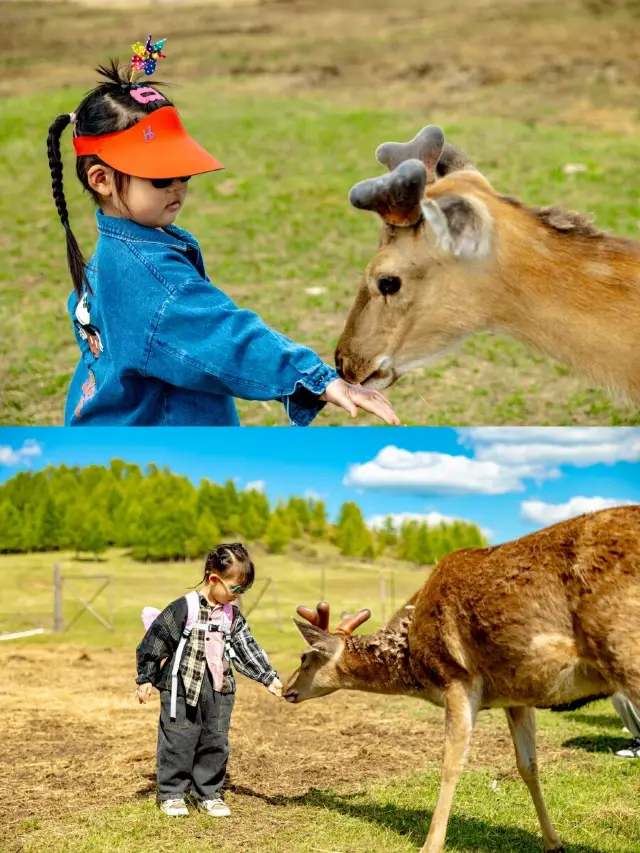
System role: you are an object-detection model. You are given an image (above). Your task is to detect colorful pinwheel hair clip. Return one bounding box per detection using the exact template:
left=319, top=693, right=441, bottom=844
left=130, top=34, right=167, bottom=83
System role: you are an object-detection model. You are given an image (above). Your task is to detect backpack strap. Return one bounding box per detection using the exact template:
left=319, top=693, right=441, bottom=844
left=185, top=590, right=200, bottom=631
left=170, top=591, right=204, bottom=721
left=221, top=603, right=236, bottom=660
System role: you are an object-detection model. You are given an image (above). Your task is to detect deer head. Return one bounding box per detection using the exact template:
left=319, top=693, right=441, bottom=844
left=335, top=125, right=500, bottom=389
left=283, top=601, right=371, bottom=704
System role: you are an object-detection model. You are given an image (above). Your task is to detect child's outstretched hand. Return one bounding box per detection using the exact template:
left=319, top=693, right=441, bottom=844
left=135, top=683, right=153, bottom=704
left=267, top=677, right=283, bottom=698
left=321, top=379, right=400, bottom=425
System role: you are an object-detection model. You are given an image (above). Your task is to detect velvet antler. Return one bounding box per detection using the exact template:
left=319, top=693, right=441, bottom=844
left=335, top=609, right=371, bottom=635
left=296, top=600, right=331, bottom=632
left=376, top=125, right=475, bottom=181
left=296, top=602, right=371, bottom=636
left=349, top=159, right=427, bottom=226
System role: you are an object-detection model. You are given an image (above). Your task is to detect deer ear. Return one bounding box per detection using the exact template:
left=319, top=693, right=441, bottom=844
left=292, top=619, right=342, bottom=657
left=422, top=194, right=492, bottom=260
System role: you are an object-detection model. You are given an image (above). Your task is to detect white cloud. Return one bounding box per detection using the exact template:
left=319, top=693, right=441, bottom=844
left=344, top=429, right=640, bottom=500
left=244, top=480, right=265, bottom=493
left=343, top=445, right=553, bottom=496
left=368, top=510, right=458, bottom=528
left=520, top=497, right=637, bottom=526
left=368, top=510, right=493, bottom=541
left=304, top=489, right=323, bottom=502
left=462, top=427, right=640, bottom=468
left=0, top=440, right=43, bottom=467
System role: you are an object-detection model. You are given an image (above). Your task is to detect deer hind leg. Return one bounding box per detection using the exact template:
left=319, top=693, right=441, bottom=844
left=505, top=707, right=564, bottom=853
left=419, top=680, right=481, bottom=853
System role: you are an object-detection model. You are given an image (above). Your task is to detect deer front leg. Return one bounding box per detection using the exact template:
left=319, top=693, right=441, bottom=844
left=419, top=680, right=481, bottom=853
left=505, top=707, right=564, bottom=853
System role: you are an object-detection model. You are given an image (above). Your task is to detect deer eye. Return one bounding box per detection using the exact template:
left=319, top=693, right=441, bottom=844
left=377, top=275, right=401, bottom=296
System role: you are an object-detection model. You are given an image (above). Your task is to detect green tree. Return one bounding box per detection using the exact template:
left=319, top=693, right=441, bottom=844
left=70, top=509, right=109, bottom=559
left=336, top=502, right=373, bottom=558
left=265, top=508, right=290, bottom=554
left=309, top=501, right=327, bottom=539
left=187, top=511, right=221, bottom=559
left=377, top=516, right=398, bottom=550
left=0, top=502, right=22, bottom=552
left=35, top=495, right=62, bottom=551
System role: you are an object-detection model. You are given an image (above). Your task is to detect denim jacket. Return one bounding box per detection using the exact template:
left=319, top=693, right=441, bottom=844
left=64, top=210, right=338, bottom=426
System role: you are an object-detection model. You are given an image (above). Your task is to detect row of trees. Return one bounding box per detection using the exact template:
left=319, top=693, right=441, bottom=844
left=0, top=461, right=487, bottom=562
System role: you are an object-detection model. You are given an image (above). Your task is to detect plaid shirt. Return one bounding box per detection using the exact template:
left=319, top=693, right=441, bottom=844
left=136, top=593, right=277, bottom=706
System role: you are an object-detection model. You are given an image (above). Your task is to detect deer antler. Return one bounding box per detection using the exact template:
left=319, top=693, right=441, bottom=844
left=349, top=159, right=427, bottom=226
left=335, top=609, right=371, bottom=636
left=296, top=602, right=371, bottom=636
left=296, top=600, right=331, bottom=632
left=376, top=125, right=476, bottom=181
left=376, top=125, right=445, bottom=182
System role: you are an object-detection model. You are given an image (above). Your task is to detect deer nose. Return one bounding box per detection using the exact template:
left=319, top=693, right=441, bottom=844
left=283, top=690, right=298, bottom=704
left=334, top=351, right=345, bottom=378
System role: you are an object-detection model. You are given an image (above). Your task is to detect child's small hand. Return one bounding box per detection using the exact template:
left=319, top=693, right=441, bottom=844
left=267, top=677, right=283, bottom=698
left=321, top=379, right=400, bottom=425
left=135, top=683, right=153, bottom=704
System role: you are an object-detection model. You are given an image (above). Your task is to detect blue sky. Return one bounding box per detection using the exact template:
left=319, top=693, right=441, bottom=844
left=1, top=427, right=638, bottom=543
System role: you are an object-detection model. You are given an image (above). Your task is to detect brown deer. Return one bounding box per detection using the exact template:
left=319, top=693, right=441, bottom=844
left=334, top=125, right=640, bottom=402
left=284, top=505, right=640, bottom=853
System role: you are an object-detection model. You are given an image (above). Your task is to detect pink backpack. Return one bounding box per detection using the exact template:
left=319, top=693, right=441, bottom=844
left=141, top=591, right=233, bottom=720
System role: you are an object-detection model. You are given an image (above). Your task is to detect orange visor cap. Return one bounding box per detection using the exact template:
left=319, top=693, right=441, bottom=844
left=72, top=106, right=223, bottom=179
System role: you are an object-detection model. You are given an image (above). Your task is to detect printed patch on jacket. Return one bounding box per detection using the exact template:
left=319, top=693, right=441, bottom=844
left=74, top=370, right=96, bottom=419
left=74, top=293, right=104, bottom=359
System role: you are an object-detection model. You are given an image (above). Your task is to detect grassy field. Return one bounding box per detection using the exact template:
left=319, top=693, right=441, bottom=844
left=1, top=0, right=639, bottom=425
left=1, top=546, right=639, bottom=853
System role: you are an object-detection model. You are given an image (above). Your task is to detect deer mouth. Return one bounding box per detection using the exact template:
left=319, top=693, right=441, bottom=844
left=283, top=690, right=298, bottom=704
left=361, top=368, right=397, bottom=390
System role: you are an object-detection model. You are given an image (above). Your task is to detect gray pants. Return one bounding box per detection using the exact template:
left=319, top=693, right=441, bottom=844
left=612, top=693, right=640, bottom=739
left=157, top=671, right=235, bottom=801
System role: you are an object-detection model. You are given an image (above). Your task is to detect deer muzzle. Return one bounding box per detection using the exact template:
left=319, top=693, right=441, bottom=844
left=335, top=349, right=397, bottom=388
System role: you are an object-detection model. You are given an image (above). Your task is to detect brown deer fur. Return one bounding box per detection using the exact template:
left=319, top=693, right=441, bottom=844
left=335, top=137, right=640, bottom=402
left=284, top=506, right=640, bottom=853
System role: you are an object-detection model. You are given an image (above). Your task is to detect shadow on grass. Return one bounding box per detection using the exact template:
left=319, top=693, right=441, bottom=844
left=566, top=712, right=623, bottom=730
left=562, top=734, right=629, bottom=754
left=227, top=783, right=616, bottom=853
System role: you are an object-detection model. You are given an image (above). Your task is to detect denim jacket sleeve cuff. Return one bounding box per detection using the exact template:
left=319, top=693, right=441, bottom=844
left=283, top=362, right=339, bottom=427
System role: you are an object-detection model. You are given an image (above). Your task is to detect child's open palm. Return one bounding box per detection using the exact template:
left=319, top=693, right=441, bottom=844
left=267, top=677, right=283, bottom=697
left=321, top=379, right=400, bottom=425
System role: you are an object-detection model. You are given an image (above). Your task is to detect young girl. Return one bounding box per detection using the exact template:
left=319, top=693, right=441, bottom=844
left=136, top=543, right=281, bottom=817
left=47, top=43, right=399, bottom=427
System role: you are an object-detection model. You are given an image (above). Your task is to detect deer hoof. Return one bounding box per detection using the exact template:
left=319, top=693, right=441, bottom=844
left=544, top=846, right=564, bottom=853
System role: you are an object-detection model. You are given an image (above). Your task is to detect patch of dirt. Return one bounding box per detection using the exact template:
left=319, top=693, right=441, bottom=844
left=2, top=0, right=640, bottom=132
left=1, top=644, right=534, bottom=844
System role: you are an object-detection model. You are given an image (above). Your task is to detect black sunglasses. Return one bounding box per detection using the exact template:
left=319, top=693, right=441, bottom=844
left=150, top=176, right=192, bottom=189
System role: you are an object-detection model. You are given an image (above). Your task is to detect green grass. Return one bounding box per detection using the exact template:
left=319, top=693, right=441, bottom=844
left=2, top=547, right=639, bottom=852
left=16, top=763, right=640, bottom=853
left=1, top=0, right=639, bottom=425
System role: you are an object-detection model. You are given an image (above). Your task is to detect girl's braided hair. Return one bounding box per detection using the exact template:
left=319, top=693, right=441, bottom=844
left=201, top=543, right=255, bottom=589
left=46, top=60, right=174, bottom=297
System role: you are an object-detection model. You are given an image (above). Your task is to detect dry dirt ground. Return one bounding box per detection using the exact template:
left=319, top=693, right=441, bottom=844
left=1, top=643, right=610, bottom=851
left=3, top=0, right=640, bottom=131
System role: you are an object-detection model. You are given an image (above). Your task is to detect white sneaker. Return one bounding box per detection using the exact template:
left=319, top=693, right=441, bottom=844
left=160, top=798, right=189, bottom=816
left=198, top=797, right=231, bottom=817
left=615, top=738, right=640, bottom=758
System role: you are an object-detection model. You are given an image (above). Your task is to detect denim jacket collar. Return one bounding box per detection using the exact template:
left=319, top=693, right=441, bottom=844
left=95, top=209, right=199, bottom=253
